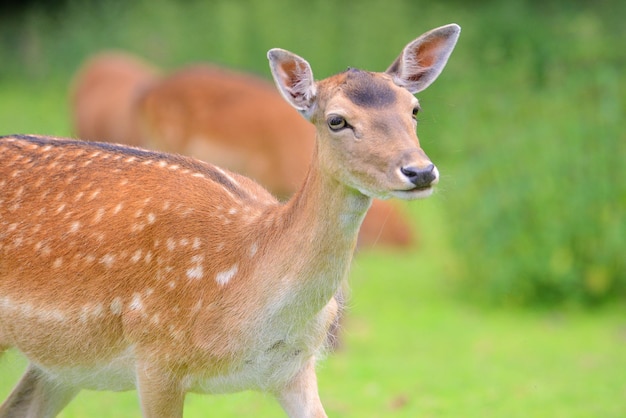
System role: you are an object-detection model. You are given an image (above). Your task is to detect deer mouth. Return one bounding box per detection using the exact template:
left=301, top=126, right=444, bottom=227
left=391, top=185, right=435, bottom=200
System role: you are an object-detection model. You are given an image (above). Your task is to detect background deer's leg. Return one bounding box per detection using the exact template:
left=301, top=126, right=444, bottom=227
left=277, top=358, right=328, bottom=418
left=0, top=363, right=79, bottom=418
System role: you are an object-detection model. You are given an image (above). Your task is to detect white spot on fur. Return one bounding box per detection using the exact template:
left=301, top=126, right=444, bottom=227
left=52, top=257, right=63, bottom=268
left=216, top=264, right=238, bottom=286
left=110, top=297, right=123, bottom=315
left=80, top=304, right=103, bottom=323
left=186, top=264, right=204, bottom=280
left=131, top=223, right=145, bottom=233
left=130, top=249, right=142, bottom=263
left=249, top=243, right=259, bottom=257
left=100, top=253, right=115, bottom=268
left=181, top=207, right=194, bottom=217
left=113, top=202, right=123, bottom=214
left=192, top=300, right=202, bottom=313
left=93, top=208, right=105, bottom=224
left=129, top=293, right=143, bottom=311
left=89, top=189, right=101, bottom=201
left=192, top=237, right=202, bottom=250
left=147, top=213, right=156, bottom=224
left=166, top=238, right=176, bottom=252
left=92, top=303, right=104, bottom=318
left=69, top=220, right=81, bottom=233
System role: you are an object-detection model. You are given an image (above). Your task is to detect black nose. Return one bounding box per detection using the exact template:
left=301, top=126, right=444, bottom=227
left=400, top=164, right=436, bottom=188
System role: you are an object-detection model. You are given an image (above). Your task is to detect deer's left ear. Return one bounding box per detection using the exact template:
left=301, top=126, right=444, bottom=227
left=386, top=24, right=461, bottom=94
left=268, top=48, right=317, bottom=118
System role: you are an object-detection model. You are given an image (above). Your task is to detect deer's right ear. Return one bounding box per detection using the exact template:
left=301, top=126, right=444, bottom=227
left=268, top=48, right=317, bottom=118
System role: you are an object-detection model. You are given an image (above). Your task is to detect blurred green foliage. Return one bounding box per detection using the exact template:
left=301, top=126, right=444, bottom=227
left=435, top=2, right=626, bottom=306
left=0, top=0, right=624, bottom=307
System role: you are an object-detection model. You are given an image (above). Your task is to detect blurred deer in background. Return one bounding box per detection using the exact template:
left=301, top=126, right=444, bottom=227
left=0, top=24, right=459, bottom=417
left=71, top=52, right=415, bottom=249
left=71, top=52, right=160, bottom=148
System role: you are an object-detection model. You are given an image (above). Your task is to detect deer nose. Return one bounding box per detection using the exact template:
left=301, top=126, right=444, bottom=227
left=400, top=164, right=437, bottom=188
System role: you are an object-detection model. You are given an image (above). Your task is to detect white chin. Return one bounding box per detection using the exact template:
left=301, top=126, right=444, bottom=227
left=390, top=186, right=434, bottom=200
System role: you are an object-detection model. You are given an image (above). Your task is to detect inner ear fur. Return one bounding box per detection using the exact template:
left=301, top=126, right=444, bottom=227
left=386, top=23, right=461, bottom=94
left=268, top=48, right=317, bottom=117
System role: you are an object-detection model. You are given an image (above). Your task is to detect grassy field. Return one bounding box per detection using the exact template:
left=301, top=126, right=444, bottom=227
left=1, top=0, right=625, bottom=416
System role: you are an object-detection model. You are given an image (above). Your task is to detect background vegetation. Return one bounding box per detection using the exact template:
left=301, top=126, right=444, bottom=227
left=0, top=0, right=624, bottom=416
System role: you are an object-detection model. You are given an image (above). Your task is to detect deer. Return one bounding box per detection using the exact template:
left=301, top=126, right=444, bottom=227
left=71, top=51, right=161, bottom=148
left=0, top=23, right=460, bottom=417
left=71, top=52, right=414, bottom=249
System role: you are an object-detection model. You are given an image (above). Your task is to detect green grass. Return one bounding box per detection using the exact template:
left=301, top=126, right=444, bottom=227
left=1, top=0, right=625, bottom=416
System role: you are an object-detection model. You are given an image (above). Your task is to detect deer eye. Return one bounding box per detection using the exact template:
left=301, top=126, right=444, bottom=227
left=412, top=107, right=420, bottom=120
left=327, top=115, right=347, bottom=131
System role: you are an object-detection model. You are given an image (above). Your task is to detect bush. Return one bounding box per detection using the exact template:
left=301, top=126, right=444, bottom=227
left=439, top=4, right=626, bottom=306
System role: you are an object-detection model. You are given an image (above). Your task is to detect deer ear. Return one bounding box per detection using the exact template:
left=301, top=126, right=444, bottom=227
left=268, top=48, right=317, bottom=118
left=386, top=24, right=460, bottom=94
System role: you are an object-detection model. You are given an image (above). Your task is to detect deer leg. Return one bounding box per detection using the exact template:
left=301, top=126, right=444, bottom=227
left=0, top=363, right=79, bottom=418
left=277, top=357, right=328, bottom=418
left=136, top=362, right=185, bottom=418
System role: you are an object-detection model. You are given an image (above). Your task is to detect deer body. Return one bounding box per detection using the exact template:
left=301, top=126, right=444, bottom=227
left=1, top=24, right=459, bottom=417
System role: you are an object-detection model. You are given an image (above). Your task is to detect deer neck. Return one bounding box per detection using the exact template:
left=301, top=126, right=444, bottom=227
left=261, top=146, right=372, bottom=316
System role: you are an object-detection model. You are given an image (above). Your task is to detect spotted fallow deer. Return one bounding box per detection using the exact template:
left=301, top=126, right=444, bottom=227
left=0, top=24, right=460, bottom=417
left=72, top=52, right=414, bottom=249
